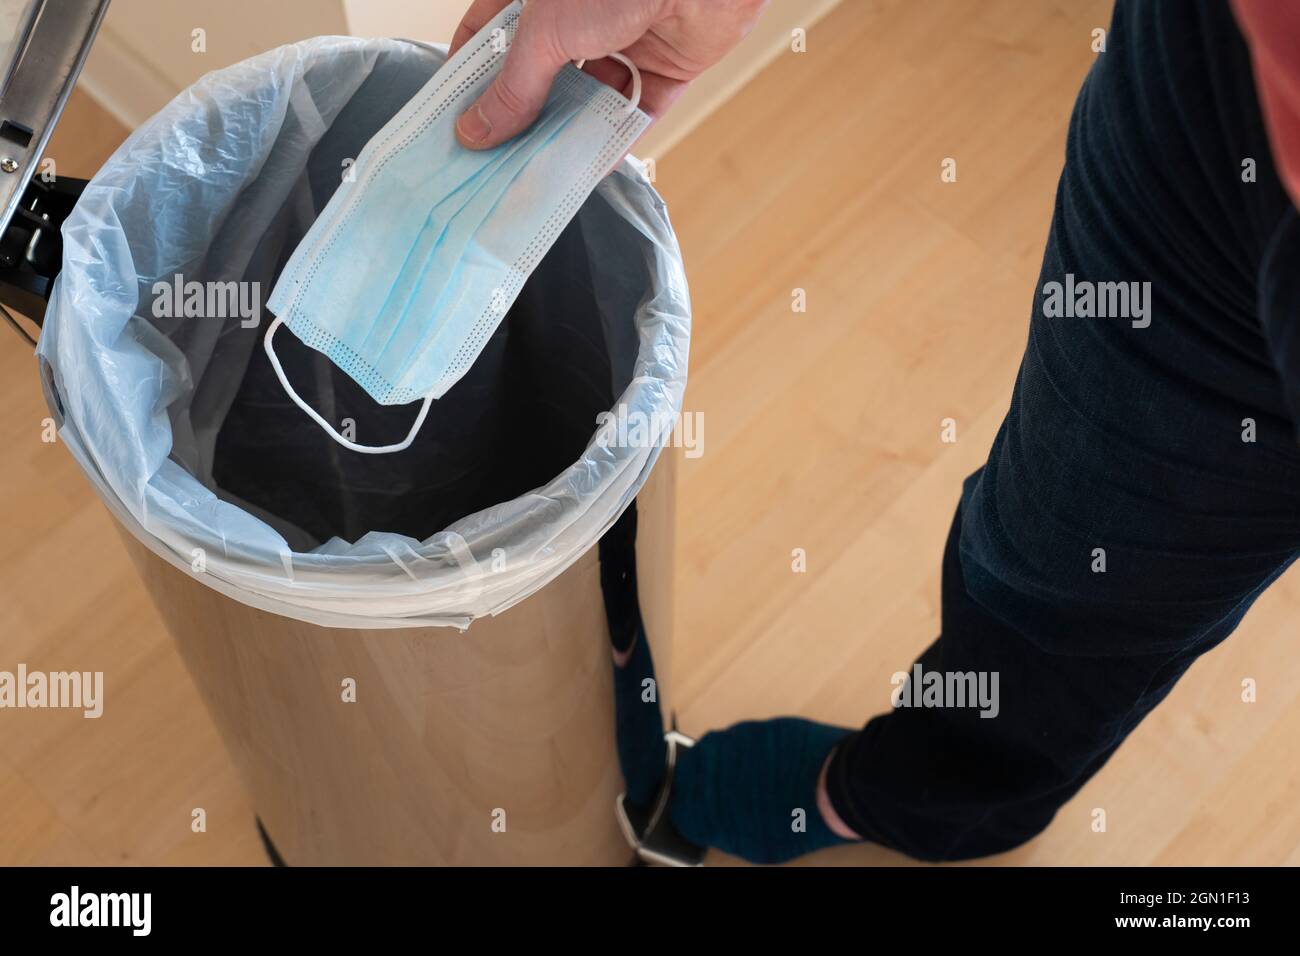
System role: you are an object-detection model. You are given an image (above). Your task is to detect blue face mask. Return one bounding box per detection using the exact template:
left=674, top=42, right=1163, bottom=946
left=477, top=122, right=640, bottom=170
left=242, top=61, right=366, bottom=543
left=264, top=0, right=650, bottom=454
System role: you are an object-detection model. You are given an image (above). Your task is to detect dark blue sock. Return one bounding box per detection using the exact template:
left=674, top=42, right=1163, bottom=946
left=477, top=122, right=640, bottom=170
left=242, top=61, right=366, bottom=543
left=612, top=626, right=667, bottom=806
left=599, top=503, right=666, bottom=807
left=668, top=717, right=856, bottom=864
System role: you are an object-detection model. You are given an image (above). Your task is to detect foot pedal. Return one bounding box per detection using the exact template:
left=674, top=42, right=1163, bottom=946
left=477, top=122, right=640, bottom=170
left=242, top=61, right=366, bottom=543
left=615, top=731, right=706, bottom=867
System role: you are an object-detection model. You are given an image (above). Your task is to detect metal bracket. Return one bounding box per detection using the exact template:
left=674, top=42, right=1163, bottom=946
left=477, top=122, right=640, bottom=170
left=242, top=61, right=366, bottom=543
left=0, top=171, right=85, bottom=337
left=615, top=730, right=706, bottom=867
left=0, top=0, right=111, bottom=339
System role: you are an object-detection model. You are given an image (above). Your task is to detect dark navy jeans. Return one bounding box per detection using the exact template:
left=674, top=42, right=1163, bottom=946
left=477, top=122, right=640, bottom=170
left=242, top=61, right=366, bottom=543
left=823, top=0, right=1300, bottom=860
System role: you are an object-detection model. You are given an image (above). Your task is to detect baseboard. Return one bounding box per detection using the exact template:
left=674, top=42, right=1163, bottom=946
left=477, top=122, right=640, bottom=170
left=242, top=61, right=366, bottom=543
left=638, top=0, right=845, bottom=162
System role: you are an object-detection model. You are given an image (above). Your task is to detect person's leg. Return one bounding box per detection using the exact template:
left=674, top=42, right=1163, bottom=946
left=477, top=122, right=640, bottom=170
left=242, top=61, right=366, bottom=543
left=599, top=502, right=668, bottom=807
left=672, top=0, right=1300, bottom=863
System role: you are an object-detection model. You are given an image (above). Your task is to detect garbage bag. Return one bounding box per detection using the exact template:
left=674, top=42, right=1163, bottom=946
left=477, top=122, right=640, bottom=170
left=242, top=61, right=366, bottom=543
left=37, top=37, right=690, bottom=629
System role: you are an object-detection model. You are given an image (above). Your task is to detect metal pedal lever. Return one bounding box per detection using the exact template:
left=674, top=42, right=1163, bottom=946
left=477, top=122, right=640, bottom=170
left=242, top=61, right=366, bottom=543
left=615, top=730, right=706, bottom=867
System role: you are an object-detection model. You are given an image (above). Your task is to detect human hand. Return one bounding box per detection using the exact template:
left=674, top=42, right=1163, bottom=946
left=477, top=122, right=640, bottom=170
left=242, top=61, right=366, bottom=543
left=450, top=0, right=768, bottom=149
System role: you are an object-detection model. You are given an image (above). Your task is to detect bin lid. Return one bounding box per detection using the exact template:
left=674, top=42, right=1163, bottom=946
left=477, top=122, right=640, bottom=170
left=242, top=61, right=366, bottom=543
left=0, top=0, right=108, bottom=240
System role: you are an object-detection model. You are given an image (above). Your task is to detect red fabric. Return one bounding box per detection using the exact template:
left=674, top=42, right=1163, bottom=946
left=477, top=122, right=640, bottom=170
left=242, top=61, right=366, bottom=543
left=1233, top=0, right=1300, bottom=205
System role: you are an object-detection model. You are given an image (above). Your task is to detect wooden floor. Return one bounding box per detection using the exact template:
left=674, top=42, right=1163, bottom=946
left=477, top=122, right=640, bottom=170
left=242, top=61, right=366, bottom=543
left=3, top=0, right=1298, bottom=866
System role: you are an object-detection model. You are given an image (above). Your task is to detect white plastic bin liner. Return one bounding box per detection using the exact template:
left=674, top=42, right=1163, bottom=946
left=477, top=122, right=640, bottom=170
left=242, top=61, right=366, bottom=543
left=37, top=37, right=690, bottom=629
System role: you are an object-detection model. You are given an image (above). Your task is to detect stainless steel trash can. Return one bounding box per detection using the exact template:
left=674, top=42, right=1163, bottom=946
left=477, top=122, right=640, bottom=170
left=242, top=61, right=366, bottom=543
left=17, top=28, right=691, bottom=865
left=116, top=454, right=677, bottom=865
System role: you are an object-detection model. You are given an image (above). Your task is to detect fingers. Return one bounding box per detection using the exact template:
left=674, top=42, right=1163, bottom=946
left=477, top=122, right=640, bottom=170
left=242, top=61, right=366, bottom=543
left=448, top=0, right=512, bottom=57
left=456, top=3, right=571, bottom=148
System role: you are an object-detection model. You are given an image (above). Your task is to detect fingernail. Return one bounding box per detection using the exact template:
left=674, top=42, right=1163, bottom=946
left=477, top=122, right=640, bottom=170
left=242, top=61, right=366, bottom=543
left=457, top=105, right=492, bottom=146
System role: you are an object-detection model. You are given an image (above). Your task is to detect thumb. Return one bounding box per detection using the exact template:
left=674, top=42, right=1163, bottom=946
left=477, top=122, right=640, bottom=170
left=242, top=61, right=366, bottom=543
left=456, top=15, right=568, bottom=149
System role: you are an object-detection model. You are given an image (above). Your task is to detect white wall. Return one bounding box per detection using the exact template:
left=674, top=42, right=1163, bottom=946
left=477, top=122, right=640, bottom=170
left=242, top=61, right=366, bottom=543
left=77, top=0, right=841, bottom=160
left=78, top=0, right=348, bottom=129
left=341, top=0, right=462, bottom=46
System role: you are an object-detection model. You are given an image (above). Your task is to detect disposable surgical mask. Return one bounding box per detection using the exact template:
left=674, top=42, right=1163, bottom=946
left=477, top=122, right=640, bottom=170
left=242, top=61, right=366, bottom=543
left=264, top=0, right=650, bottom=453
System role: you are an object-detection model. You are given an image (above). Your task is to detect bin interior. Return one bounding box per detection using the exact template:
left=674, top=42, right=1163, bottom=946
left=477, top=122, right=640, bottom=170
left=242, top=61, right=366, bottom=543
left=160, top=45, right=646, bottom=550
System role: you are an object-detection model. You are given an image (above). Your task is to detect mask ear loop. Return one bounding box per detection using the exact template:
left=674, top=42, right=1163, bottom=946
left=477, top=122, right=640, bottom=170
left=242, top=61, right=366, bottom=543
left=263, top=316, right=433, bottom=455
left=574, top=52, right=642, bottom=113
